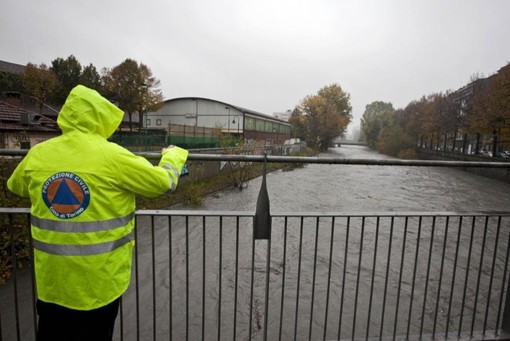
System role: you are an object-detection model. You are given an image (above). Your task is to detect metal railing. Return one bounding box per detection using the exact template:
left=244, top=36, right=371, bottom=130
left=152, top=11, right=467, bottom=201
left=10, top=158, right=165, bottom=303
left=2, top=151, right=510, bottom=340
left=2, top=210, right=510, bottom=340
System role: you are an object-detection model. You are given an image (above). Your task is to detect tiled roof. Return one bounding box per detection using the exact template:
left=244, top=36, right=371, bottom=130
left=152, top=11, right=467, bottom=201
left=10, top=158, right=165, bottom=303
left=0, top=100, right=59, bottom=132
left=0, top=92, right=61, bottom=118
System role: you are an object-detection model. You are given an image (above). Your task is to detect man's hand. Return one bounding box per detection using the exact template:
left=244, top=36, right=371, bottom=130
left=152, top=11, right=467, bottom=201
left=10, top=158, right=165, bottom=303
left=162, top=145, right=175, bottom=152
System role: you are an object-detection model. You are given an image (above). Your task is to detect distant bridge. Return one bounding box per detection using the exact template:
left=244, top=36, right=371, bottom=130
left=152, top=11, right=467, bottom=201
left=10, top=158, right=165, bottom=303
left=330, top=140, right=368, bottom=146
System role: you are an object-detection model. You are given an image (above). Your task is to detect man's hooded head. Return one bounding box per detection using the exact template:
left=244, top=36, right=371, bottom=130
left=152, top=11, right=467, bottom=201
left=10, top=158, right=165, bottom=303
left=57, top=85, right=124, bottom=138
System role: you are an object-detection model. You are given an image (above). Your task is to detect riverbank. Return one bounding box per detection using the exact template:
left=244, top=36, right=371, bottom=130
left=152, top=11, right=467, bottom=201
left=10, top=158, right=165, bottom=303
left=136, top=157, right=308, bottom=209
left=416, top=148, right=510, bottom=184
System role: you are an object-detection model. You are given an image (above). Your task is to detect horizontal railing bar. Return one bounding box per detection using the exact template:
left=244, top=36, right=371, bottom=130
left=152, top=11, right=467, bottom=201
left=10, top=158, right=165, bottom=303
left=2, top=149, right=510, bottom=168
left=134, top=210, right=254, bottom=216
left=357, top=332, right=503, bottom=341
left=3, top=208, right=510, bottom=217
left=271, top=211, right=510, bottom=217
left=141, top=210, right=510, bottom=218
left=189, top=155, right=510, bottom=168
left=0, top=208, right=30, bottom=214
left=93, top=153, right=510, bottom=168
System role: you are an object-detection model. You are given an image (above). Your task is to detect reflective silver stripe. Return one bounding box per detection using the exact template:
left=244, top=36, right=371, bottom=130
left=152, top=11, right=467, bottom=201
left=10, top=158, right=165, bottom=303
left=162, top=163, right=180, bottom=179
left=165, top=178, right=177, bottom=194
left=33, top=232, right=134, bottom=256
left=162, top=163, right=179, bottom=193
left=31, top=213, right=135, bottom=233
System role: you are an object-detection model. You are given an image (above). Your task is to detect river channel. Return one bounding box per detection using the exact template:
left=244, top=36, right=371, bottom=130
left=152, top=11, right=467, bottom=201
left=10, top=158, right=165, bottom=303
left=201, top=145, right=510, bottom=213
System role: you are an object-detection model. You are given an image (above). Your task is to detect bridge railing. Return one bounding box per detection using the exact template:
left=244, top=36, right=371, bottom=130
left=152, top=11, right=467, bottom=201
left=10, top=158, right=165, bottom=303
left=2, top=151, right=510, bottom=340
left=2, top=209, right=510, bottom=340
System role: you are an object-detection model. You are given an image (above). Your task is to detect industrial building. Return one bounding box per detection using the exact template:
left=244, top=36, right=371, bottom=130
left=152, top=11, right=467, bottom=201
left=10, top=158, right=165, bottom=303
left=145, top=97, right=291, bottom=147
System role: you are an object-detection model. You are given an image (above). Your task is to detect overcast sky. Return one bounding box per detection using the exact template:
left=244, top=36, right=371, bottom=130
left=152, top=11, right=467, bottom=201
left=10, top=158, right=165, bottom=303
left=2, top=0, right=510, bottom=132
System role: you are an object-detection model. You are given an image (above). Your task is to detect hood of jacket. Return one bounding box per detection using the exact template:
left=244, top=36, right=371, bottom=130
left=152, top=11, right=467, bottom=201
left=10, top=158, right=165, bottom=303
left=57, top=85, right=124, bottom=138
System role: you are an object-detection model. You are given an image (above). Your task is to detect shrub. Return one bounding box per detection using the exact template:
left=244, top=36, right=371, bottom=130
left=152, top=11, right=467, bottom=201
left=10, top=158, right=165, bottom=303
left=1, top=159, right=32, bottom=284
left=377, top=126, right=415, bottom=158
left=182, top=183, right=204, bottom=207
left=398, top=148, right=417, bottom=159
left=0, top=218, right=31, bottom=284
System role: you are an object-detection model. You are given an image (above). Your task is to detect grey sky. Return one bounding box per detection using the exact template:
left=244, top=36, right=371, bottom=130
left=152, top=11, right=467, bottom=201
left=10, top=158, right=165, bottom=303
left=2, top=0, right=510, bottom=132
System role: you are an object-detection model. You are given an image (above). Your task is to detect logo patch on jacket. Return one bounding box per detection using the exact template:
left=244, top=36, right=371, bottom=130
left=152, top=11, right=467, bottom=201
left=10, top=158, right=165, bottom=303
left=42, top=172, right=90, bottom=219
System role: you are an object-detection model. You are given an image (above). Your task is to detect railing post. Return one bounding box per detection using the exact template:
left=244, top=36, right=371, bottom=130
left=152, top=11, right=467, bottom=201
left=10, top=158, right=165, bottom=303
left=502, top=277, right=510, bottom=334
left=492, top=132, right=498, bottom=158
left=253, top=152, right=271, bottom=240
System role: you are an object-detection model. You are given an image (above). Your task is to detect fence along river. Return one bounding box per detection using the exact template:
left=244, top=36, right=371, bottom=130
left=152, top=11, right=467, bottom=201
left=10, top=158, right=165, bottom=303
left=2, top=145, right=510, bottom=340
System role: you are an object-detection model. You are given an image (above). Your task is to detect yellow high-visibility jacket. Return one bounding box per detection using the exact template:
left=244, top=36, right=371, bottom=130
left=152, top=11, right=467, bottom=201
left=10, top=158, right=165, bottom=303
left=7, top=85, right=188, bottom=310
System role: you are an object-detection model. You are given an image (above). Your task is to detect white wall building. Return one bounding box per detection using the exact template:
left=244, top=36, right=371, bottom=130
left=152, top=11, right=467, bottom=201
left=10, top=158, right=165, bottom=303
left=145, top=97, right=291, bottom=144
left=146, top=97, right=244, bottom=133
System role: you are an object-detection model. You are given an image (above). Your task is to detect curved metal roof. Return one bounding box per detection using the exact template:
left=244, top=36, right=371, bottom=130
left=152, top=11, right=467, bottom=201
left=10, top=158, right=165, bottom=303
left=164, top=97, right=290, bottom=125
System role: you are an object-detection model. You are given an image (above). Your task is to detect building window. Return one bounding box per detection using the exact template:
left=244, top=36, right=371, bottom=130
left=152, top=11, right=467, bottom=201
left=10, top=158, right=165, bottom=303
left=146, top=119, right=151, bottom=126
left=246, top=117, right=255, bottom=130
left=156, top=119, right=162, bottom=126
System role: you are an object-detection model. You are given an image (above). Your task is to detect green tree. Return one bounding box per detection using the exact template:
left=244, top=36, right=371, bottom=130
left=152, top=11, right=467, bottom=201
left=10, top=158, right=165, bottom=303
left=296, top=83, right=352, bottom=150
left=0, top=71, right=24, bottom=93
left=21, top=63, right=58, bottom=113
left=360, top=101, right=394, bottom=148
left=288, top=107, right=307, bottom=138
left=102, top=59, right=163, bottom=131
left=79, top=63, right=103, bottom=92
left=51, top=55, right=82, bottom=103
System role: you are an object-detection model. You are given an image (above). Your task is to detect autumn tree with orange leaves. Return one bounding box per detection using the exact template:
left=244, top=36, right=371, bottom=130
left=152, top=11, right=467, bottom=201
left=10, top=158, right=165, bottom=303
left=290, top=84, right=352, bottom=151
left=102, top=59, right=163, bottom=131
left=471, top=64, right=510, bottom=136
left=21, top=63, right=58, bottom=114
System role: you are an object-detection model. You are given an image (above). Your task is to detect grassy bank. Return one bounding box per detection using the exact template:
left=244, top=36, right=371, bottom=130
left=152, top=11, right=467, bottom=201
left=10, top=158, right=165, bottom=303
left=136, top=157, right=308, bottom=209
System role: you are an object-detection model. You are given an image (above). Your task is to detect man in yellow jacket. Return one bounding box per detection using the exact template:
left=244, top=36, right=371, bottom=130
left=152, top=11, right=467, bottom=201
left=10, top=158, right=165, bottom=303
left=7, top=85, right=188, bottom=340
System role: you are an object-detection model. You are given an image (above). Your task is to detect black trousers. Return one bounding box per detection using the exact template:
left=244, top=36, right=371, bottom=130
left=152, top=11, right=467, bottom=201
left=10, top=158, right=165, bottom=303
left=36, top=298, right=119, bottom=341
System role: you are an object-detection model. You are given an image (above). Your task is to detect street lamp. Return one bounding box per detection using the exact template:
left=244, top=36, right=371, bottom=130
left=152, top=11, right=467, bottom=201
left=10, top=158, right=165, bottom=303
left=232, top=116, right=240, bottom=134
left=139, top=83, right=148, bottom=150
left=144, top=112, right=148, bottom=151
left=139, top=83, right=148, bottom=130
left=225, top=107, right=230, bottom=132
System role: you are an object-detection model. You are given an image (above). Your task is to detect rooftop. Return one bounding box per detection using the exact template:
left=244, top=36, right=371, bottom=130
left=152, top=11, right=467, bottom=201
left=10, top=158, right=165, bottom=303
left=0, top=100, right=59, bottom=132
